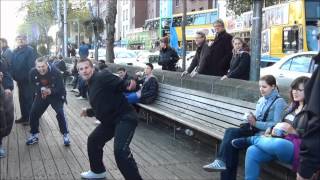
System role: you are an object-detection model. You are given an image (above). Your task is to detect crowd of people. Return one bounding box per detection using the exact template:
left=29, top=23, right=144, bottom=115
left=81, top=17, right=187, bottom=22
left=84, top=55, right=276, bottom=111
left=0, top=18, right=320, bottom=180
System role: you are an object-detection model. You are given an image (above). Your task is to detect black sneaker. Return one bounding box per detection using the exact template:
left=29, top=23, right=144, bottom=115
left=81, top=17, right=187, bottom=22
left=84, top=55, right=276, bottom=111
left=231, top=137, right=250, bottom=149
left=15, top=117, right=28, bottom=124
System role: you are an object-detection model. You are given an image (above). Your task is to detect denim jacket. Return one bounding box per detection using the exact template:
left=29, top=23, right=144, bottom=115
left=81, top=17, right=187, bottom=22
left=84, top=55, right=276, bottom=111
left=255, top=89, right=287, bottom=130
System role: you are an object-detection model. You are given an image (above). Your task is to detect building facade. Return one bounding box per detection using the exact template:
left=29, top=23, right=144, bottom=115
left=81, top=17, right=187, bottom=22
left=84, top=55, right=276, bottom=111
left=172, top=0, right=214, bottom=14
left=160, top=0, right=173, bottom=18
left=147, top=0, right=160, bottom=19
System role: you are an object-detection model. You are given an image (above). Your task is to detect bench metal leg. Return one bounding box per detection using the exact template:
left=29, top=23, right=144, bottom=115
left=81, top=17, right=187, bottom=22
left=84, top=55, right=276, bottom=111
left=215, top=142, right=220, bottom=159
left=146, top=112, right=149, bottom=125
left=173, top=122, right=176, bottom=139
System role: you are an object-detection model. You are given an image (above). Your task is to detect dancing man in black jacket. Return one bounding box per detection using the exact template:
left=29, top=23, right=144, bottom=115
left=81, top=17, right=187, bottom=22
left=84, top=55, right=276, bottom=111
left=78, top=58, right=142, bottom=180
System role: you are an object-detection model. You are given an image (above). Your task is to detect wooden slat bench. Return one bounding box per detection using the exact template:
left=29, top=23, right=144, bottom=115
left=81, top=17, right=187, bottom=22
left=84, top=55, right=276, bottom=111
left=137, top=83, right=294, bottom=179
left=138, top=83, right=256, bottom=139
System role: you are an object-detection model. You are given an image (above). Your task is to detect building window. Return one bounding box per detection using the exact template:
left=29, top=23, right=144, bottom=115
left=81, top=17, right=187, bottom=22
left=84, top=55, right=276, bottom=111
left=199, top=7, right=204, bottom=10
left=123, top=10, right=125, bottom=21
left=126, top=9, right=128, bottom=20
left=176, top=0, right=179, bottom=6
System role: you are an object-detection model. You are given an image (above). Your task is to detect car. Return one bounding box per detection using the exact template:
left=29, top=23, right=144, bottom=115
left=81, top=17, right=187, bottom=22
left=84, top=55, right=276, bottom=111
left=260, top=51, right=318, bottom=88
left=114, top=50, right=138, bottom=66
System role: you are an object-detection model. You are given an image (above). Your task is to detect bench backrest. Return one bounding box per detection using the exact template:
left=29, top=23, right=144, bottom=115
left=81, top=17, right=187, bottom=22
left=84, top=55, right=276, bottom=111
left=150, top=83, right=256, bottom=138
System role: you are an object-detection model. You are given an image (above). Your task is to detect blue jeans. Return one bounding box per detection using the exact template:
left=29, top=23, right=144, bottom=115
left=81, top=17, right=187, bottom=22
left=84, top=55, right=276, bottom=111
left=124, top=92, right=140, bottom=104
left=245, top=136, right=294, bottom=180
left=218, top=128, right=247, bottom=180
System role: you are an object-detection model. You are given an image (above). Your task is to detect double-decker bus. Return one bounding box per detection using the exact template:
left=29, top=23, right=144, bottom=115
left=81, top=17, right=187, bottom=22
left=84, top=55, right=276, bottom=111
left=139, top=9, right=219, bottom=51
left=226, top=0, right=320, bottom=64
left=172, top=9, right=219, bottom=51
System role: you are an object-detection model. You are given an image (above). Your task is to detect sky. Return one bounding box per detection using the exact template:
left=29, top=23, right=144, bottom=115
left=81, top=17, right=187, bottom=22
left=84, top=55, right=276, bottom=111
left=0, top=0, right=26, bottom=48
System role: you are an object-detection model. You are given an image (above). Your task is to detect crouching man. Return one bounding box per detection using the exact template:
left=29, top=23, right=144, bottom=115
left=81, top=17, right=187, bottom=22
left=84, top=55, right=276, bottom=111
left=26, top=57, right=70, bottom=146
left=77, top=58, right=142, bottom=179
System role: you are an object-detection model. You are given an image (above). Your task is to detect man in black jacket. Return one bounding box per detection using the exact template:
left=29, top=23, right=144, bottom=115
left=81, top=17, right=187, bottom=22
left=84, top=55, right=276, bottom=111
left=181, top=31, right=210, bottom=77
left=11, top=35, right=37, bottom=125
left=117, top=67, right=139, bottom=93
left=206, top=19, right=233, bottom=76
left=26, top=57, right=70, bottom=146
left=78, top=58, right=142, bottom=180
left=182, top=20, right=233, bottom=77
left=297, top=52, right=320, bottom=180
left=53, top=55, right=68, bottom=85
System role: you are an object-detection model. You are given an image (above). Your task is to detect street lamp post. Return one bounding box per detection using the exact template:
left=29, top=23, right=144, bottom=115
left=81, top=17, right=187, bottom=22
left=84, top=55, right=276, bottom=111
left=63, top=0, right=68, bottom=57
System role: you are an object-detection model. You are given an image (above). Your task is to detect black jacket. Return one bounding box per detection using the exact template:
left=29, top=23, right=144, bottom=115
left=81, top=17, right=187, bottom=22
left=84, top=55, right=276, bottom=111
left=158, top=47, right=180, bottom=71
left=138, top=75, right=158, bottom=104
left=200, top=31, right=233, bottom=76
left=0, top=57, right=13, bottom=90
left=53, top=60, right=67, bottom=73
left=227, top=51, right=250, bottom=80
left=187, top=43, right=211, bottom=74
left=123, top=73, right=139, bottom=93
left=29, top=65, right=66, bottom=101
left=86, top=71, right=136, bottom=125
left=11, top=45, right=37, bottom=82
left=297, top=54, right=320, bottom=178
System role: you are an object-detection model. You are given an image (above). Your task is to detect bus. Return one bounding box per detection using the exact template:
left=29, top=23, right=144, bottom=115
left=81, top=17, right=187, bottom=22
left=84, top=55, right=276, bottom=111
left=172, top=9, right=219, bottom=51
left=140, top=9, right=219, bottom=51
left=226, top=0, right=320, bottom=64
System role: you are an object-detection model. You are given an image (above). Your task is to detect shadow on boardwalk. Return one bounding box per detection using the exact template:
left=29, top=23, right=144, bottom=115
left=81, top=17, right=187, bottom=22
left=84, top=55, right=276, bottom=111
left=1, top=87, right=224, bottom=180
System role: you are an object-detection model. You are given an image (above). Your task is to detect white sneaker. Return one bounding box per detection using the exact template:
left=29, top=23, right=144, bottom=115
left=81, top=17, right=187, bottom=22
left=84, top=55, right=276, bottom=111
left=80, top=170, right=107, bottom=179
left=76, top=96, right=86, bottom=100
left=0, top=146, right=6, bottom=158
left=70, top=89, right=79, bottom=93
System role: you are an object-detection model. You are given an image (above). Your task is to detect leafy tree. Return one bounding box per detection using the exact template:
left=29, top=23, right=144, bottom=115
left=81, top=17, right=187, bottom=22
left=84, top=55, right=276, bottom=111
left=18, top=0, right=91, bottom=54
left=226, top=0, right=289, bottom=16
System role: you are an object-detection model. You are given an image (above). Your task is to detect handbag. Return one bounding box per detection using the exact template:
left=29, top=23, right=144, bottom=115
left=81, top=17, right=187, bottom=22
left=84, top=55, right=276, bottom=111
left=240, top=96, right=280, bottom=136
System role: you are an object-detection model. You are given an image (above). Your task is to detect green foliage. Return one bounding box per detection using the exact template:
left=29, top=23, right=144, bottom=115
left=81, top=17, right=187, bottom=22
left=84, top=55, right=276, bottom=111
left=226, top=0, right=288, bottom=16
left=227, top=0, right=252, bottom=16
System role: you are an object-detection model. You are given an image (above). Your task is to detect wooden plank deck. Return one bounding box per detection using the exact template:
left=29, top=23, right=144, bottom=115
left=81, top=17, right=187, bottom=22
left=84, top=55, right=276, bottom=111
left=0, top=87, right=221, bottom=180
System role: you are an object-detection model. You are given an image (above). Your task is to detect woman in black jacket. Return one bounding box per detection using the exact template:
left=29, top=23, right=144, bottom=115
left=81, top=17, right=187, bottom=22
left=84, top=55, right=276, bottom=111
left=158, top=36, right=180, bottom=71
left=221, top=37, right=250, bottom=80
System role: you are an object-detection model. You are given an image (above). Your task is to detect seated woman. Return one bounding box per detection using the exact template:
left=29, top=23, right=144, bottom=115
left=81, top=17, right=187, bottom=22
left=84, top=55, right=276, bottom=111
left=125, top=63, right=158, bottom=104
left=221, top=37, right=250, bottom=81
left=203, top=75, right=287, bottom=180
left=231, top=76, right=310, bottom=180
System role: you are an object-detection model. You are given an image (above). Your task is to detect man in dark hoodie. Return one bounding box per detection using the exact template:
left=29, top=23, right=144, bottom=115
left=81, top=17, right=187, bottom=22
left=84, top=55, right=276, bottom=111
left=26, top=57, right=70, bottom=146
left=77, top=58, right=142, bottom=180
left=11, top=35, right=37, bottom=125
left=296, top=52, right=320, bottom=180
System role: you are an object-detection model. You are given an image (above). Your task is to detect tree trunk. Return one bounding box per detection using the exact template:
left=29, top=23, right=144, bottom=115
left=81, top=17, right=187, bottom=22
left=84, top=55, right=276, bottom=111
left=105, top=0, right=117, bottom=63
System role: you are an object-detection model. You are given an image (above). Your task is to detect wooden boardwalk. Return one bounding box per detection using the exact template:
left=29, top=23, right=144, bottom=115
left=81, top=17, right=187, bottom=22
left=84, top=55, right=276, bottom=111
left=0, top=88, right=223, bottom=180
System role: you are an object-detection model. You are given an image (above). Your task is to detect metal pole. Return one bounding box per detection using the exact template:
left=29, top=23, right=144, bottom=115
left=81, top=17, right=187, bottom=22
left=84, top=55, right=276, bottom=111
left=63, top=0, right=67, bottom=57
left=250, top=0, right=262, bottom=81
left=78, top=19, right=80, bottom=49
left=159, top=1, right=162, bottom=38
left=57, top=0, right=61, bottom=55
left=181, top=0, right=187, bottom=71
left=94, top=0, right=99, bottom=62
